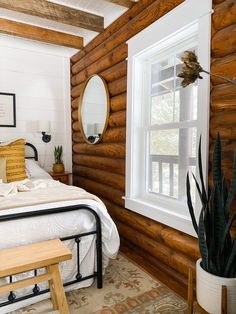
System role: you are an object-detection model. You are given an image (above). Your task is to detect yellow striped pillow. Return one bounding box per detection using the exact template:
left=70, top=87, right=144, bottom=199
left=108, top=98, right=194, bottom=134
left=0, top=139, right=27, bottom=183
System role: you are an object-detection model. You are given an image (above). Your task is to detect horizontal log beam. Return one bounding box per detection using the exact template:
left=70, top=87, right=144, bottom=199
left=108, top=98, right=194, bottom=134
left=212, top=23, right=236, bottom=57
left=111, top=93, right=126, bottom=112
left=71, top=0, right=184, bottom=74
left=102, top=126, right=126, bottom=143
left=117, top=220, right=196, bottom=277
left=71, top=82, right=84, bottom=99
left=72, top=121, right=80, bottom=132
left=71, top=109, right=78, bottom=122
left=73, top=176, right=124, bottom=207
left=213, top=0, right=236, bottom=31
left=108, top=110, right=126, bottom=127
left=72, top=0, right=183, bottom=73
left=211, top=84, right=236, bottom=111
left=73, top=143, right=125, bottom=158
left=108, top=76, right=127, bottom=96
left=105, top=0, right=134, bottom=8
left=0, top=0, right=104, bottom=32
left=73, top=165, right=125, bottom=190
left=0, top=18, right=83, bottom=49
left=71, top=97, right=79, bottom=110
left=71, top=0, right=156, bottom=64
left=72, top=42, right=128, bottom=78
left=72, top=132, right=84, bottom=143
left=72, top=154, right=125, bottom=175
left=211, top=53, right=236, bottom=85
left=102, top=199, right=199, bottom=260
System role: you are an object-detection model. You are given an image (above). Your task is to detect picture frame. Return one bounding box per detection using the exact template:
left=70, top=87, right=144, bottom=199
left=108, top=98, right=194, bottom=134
left=0, top=92, right=16, bottom=127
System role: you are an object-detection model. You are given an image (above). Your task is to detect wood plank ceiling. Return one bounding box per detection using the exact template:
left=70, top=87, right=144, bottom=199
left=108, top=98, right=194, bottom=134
left=0, top=0, right=139, bottom=50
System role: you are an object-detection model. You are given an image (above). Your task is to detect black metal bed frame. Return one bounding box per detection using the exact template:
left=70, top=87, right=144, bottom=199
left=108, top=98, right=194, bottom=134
left=0, top=143, right=103, bottom=308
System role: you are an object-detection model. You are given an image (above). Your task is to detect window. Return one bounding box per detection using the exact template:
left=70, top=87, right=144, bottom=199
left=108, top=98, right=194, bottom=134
left=125, top=0, right=212, bottom=236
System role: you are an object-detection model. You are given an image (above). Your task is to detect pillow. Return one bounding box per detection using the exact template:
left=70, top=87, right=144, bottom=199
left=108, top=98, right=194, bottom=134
left=25, top=159, right=52, bottom=180
left=0, top=157, right=7, bottom=183
left=0, top=139, right=27, bottom=183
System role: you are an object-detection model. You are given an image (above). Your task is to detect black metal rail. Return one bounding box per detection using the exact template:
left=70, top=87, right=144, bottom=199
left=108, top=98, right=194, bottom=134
left=0, top=204, right=103, bottom=308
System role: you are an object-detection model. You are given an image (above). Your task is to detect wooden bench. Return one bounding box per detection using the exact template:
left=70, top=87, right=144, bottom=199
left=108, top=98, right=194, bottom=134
left=0, top=239, right=72, bottom=314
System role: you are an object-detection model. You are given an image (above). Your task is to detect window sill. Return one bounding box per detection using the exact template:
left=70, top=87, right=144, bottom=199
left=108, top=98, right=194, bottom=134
left=124, top=197, right=197, bottom=237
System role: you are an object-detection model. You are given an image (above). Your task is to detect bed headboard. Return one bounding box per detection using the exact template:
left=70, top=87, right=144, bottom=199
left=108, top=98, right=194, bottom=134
left=25, top=143, right=38, bottom=161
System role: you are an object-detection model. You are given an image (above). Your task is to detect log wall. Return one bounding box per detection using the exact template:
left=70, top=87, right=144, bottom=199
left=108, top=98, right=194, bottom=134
left=70, top=0, right=236, bottom=298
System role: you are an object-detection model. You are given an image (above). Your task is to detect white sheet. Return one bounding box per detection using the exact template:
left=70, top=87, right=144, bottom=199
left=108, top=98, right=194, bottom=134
left=0, top=180, right=120, bottom=313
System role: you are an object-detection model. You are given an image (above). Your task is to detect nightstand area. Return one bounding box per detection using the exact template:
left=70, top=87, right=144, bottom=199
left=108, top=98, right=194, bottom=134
left=49, top=172, right=72, bottom=185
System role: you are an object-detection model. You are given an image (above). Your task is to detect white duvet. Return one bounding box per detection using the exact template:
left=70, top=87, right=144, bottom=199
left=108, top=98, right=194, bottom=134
left=0, top=179, right=120, bottom=313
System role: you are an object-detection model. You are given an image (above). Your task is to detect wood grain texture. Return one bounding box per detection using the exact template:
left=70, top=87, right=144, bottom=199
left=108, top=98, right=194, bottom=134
left=72, top=42, right=128, bottom=77
left=117, top=220, right=196, bottom=276
left=111, top=93, right=126, bottom=112
left=108, top=76, right=127, bottom=96
left=72, top=154, right=125, bottom=175
left=73, top=142, right=125, bottom=158
left=73, top=176, right=124, bottom=206
left=102, top=126, right=126, bottom=143
left=211, top=84, right=236, bottom=111
left=0, top=18, right=83, bottom=49
left=211, top=53, right=236, bottom=85
left=0, top=0, right=104, bottom=32
left=108, top=110, right=126, bottom=127
left=212, top=23, right=236, bottom=57
left=212, top=0, right=236, bottom=30
left=71, top=0, right=157, bottom=64
left=72, top=0, right=184, bottom=74
left=105, top=0, right=134, bottom=8
left=103, top=198, right=199, bottom=260
left=73, top=165, right=125, bottom=190
left=0, top=239, right=71, bottom=277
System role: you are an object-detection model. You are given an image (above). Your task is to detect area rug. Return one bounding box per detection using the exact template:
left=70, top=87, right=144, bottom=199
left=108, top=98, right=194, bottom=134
left=11, top=254, right=188, bottom=314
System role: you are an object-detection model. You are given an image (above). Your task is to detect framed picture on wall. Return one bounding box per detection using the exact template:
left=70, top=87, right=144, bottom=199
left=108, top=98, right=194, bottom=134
left=0, top=92, right=16, bottom=127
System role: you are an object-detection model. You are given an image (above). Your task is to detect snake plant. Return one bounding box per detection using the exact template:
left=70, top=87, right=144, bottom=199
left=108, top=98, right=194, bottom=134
left=54, top=145, right=63, bottom=164
left=187, top=134, right=236, bottom=277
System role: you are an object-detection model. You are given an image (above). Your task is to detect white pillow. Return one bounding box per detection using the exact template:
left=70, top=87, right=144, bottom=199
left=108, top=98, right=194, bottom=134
left=25, top=159, right=52, bottom=180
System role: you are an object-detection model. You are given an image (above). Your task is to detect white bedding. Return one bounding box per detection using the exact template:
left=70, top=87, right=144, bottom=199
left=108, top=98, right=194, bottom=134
left=0, top=179, right=120, bottom=313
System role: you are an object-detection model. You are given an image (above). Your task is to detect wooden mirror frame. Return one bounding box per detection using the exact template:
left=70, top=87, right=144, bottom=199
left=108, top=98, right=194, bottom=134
left=78, top=74, right=110, bottom=145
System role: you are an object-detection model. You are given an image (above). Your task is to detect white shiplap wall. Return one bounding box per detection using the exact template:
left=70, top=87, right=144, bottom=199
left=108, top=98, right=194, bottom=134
left=0, top=34, right=76, bottom=172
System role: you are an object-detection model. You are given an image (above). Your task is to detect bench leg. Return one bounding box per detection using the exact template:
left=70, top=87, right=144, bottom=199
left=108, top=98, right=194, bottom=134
left=47, top=267, right=58, bottom=310
left=48, top=264, right=69, bottom=314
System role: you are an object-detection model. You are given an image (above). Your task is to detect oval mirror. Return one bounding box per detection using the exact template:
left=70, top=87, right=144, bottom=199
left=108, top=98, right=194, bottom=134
left=78, top=75, right=110, bottom=144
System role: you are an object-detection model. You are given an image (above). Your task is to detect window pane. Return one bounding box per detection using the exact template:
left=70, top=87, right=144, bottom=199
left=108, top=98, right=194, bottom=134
left=150, top=46, right=198, bottom=126
left=150, top=129, right=179, bottom=155
left=149, top=127, right=197, bottom=200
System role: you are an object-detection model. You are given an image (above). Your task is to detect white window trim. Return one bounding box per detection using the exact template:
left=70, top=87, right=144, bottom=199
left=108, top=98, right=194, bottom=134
left=125, top=0, right=212, bottom=237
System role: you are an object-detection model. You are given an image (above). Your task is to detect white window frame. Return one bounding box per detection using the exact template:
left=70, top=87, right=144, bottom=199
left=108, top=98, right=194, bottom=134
left=125, top=0, right=212, bottom=237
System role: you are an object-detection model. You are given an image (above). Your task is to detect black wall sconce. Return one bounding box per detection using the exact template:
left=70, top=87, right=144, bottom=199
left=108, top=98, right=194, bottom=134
left=37, top=120, right=51, bottom=143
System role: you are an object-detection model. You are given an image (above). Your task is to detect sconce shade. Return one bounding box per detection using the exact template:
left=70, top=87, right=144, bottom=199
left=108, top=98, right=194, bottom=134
left=37, top=120, right=51, bottom=133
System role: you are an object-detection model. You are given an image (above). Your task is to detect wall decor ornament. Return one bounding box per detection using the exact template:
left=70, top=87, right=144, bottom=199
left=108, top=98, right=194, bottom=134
left=0, top=93, right=16, bottom=127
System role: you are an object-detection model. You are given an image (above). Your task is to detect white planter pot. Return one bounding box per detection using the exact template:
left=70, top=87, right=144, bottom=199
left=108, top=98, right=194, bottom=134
left=196, top=259, right=236, bottom=314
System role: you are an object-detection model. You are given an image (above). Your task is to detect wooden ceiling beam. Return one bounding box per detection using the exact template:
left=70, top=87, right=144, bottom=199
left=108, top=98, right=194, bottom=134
left=0, top=18, right=84, bottom=49
left=105, top=0, right=138, bottom=8
left=0, top=0, right=104, bottom=32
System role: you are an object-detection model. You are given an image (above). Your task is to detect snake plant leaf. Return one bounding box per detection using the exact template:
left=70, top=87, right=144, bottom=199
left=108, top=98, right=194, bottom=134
left=198, top=206, right=208, bottom=270
left=198, top=136, right=208, bottom=204
left=225, top=146, right=236, bottom=214
left=186, top=173, right=198, bottom=234
left=192, top=173, right=204, bottom=205
left=220, top=211, right=236, bottom=254
left=213, top=133, right=222, bottom=188
left=224, top=235, right=236, bottom=277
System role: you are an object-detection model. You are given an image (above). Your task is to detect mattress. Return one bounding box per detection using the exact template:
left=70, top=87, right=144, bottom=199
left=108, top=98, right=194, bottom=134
left=0, top=179, right=120, bottom=313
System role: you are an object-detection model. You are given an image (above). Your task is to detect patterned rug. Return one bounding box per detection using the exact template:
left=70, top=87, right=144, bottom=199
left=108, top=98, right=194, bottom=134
left=11, top=254, right=188, bottom=314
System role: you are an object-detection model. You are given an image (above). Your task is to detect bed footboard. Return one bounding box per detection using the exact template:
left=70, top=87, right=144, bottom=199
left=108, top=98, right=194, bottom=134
left=0, top=204, right=102, bottom=308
